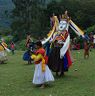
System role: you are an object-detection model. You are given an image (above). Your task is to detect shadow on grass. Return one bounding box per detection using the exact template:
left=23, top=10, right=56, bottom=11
left=0, top=63, right=7, bottom=65
left=53, top=73, right=80, bottom=81
left=32, top=83, right=55, bottom=89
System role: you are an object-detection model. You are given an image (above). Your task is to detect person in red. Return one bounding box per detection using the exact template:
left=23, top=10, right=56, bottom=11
left=10, top=41, right=15, bottom=55
left=84, top=40, right=90, bottom=59
left=31, top=41, right=54, bottom=88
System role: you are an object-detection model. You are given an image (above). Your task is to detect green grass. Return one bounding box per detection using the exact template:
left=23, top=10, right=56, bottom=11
left=0, top=50, right=95, bottom=96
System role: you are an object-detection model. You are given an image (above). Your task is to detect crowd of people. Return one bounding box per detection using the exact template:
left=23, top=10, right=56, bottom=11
left=22, top=11, right=73, bottom=88
left=1, top=10, right=95, bottom=89
left=71, top=32, right=95, bottom=59
left=22, top=11, right=95, bottom=88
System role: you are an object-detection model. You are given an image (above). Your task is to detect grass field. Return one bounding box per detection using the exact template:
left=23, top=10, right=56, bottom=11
left=0, top=50, right=95, bottom=96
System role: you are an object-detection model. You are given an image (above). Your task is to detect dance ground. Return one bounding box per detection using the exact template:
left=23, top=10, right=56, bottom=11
left=0, top=50, right=95, bottom=96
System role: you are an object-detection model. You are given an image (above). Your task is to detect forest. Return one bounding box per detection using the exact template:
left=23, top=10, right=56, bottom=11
left=10, top=0, right=95, bottom=40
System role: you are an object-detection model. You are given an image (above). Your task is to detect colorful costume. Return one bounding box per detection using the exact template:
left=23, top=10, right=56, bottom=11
left=31, top=48, right=54, bottom=84
left=41, top=12, right=86, bottom=77
left=48, top=30, right=72, bottom=75
left=23, top=35, right=34, bottom=64
left=0, top=42, right=8, bottom=63
left=48, top=45, right=64, bottom=72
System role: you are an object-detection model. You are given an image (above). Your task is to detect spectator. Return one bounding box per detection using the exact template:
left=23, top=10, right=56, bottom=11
left=10, top=41, right=15, bottom=55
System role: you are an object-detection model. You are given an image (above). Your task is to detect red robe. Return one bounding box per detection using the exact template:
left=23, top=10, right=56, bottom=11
left=35, top=48, right=48, bottom=64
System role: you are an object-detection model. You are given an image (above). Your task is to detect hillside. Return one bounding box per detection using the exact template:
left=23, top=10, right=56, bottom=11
left=0, top=0, right=15, bottom=28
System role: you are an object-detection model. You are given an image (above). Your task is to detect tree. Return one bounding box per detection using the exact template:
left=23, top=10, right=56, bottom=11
left=11, top=0, right=49, bottom=40
left=11, top=0, right=95, bottom=41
